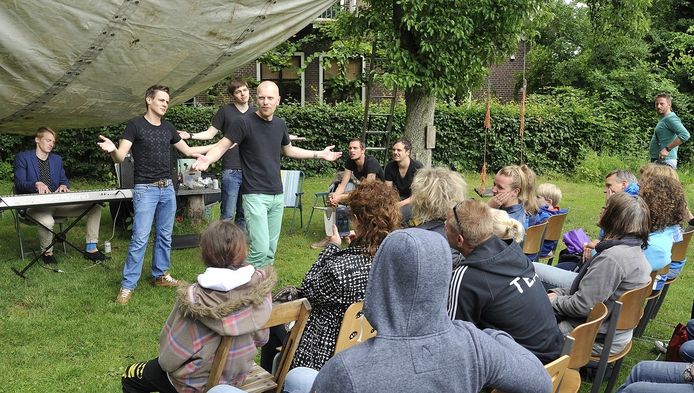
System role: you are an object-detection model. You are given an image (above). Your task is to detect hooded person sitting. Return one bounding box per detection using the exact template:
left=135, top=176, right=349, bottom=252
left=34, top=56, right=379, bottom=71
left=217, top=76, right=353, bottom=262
left=307, top=228, right=551, bottom=393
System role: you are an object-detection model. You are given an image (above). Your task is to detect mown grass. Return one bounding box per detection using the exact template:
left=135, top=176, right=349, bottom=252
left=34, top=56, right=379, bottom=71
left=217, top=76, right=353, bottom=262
left=0, top=172, right=692, bottom=392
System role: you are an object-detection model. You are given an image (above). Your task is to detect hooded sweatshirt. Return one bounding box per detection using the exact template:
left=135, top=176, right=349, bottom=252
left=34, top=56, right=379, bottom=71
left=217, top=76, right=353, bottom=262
left=312, top=229, right=551, bottom=393
left=158, top=267, right=275, bottom=393
left=447, top=235, right=565, bottom=364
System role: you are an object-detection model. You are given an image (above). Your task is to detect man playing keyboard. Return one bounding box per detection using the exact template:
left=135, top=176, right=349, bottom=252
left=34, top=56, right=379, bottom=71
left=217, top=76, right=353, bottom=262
left=14, top=127, right=106, bottom=264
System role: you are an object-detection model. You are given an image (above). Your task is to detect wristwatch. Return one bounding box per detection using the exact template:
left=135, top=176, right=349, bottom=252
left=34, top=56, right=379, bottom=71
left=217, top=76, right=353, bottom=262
left=665, top=146, right=672, bottom=152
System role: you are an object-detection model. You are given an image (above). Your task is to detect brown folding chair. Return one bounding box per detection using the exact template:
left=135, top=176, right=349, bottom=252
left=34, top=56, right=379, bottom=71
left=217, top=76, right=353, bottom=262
left=651, top=229, right=694, bottom=320
left=558, top=303, right=609, bottom=393
left=538, top=212, right=568, bottom=265
left=206, top=298, right=312, bottom=393
left=523, top=221, right=548, bottom=261
left=633, top=265, right=670, bottom=338
left=334, top=301, right=377, bottom=355
left=589, top=280, right=653, bottom=393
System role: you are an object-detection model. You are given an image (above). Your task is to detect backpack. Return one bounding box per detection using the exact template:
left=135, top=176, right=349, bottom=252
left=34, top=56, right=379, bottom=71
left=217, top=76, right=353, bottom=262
left=665, top=323, right=689, bottom=362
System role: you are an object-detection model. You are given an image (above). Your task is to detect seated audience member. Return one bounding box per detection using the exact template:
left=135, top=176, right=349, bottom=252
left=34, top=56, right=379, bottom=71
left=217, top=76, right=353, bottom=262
left=489, top=164, right=539, bottom=228
left=536, top=183, right=569, bottom=258
left=308, top=229, right=552, bottom=393
left=121, top=221, right=275, bottom=393
left=616, top=360, right=694, bottom=393
left=445, top=200, right=564, bottom=364
left=533, top=192, right=651, bottom=355
left=640, top=175, right=687, bottom=273
left=639, top=163, right=693, bottom=282
left=312, top=138, right=384, bottom=249
left=384, top=138, right=423, bottom=225
left=291, top=181, right=401, bottom=370
left=13, top=126, right=105, bottom=264
left=409, top=167, right=467, bottom=265
left=490, top=208, right=525, bottom=243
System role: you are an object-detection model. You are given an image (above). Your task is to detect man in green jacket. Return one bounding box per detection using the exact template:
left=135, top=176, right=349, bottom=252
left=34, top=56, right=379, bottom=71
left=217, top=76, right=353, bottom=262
left=649, top=92, right=690, bottom=169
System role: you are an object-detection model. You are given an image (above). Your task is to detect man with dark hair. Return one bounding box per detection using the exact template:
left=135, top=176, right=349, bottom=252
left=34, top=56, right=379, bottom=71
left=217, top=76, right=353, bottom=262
left=14, top=127, right=106, bottom=265
left=384, top=137, right=423, bottom=225
left=178, top=79, right=253, bottom=226
left=311, top=138, right=384, bottom=249
left=649, top=92, right=690, bottom=169
left=193, top=81, right=342, bottom=268
left=99, top=85, right=212, bottom=305
left=444, top=200, right=565, bottom=364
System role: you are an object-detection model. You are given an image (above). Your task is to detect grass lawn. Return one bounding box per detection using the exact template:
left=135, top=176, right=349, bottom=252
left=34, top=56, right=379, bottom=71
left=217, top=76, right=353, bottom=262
left=0, top=172, right=693, bottom=392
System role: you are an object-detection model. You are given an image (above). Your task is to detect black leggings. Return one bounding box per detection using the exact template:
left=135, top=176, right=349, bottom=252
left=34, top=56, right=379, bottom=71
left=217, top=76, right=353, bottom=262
left=122, top=358, right=177, bottom=393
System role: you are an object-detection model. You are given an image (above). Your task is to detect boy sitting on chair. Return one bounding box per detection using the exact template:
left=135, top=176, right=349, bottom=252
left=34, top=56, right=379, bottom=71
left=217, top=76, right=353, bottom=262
left=536, top=183, right=568, bottom=259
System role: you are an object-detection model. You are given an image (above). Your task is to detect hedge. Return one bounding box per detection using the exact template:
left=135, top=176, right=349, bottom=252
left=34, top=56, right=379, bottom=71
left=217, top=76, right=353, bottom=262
left=0, top=93, right=686, bottom=180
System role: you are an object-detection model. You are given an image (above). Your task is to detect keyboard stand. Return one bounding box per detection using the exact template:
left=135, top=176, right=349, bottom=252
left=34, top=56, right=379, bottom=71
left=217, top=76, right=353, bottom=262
left=12, top=202, right=100, bottom=279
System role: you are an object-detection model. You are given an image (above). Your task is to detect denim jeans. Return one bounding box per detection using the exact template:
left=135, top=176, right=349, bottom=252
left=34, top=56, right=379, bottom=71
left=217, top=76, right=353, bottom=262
left=121, top=183, right=176, bottom=290
left=242, top=193, right=284, bottom=268
left=616, top=361, right=692, bottom=392
left=533, top=262, right=578, bottom=291
left=221, top=169, right=245, bottom=228
left=283, top=367, right=318, bottom=393
left=679, top=319, right=694, bottom=362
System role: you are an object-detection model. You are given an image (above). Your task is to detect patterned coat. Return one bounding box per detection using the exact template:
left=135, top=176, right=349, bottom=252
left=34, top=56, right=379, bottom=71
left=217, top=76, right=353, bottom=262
left=292, top=243, right=373, bottom=370
left=158, top=268, right=275, bottom=392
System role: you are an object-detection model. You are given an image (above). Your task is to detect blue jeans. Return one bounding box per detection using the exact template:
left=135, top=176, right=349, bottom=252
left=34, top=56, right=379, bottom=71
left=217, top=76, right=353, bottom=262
left=121, top=183, right=176, bottom=290
left=243, top=194, right=284, bottom=268
left=533, top=262, right=578, bottom=291
left=283, top=367, right=318, bottom=393
left=221, top=169, right=245, bottom=227
left=616, top=361, right=692, bottom=392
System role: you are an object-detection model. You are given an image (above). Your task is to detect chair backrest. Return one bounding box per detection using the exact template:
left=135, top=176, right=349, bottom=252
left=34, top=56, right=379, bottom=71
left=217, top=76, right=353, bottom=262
left=567, top=302, right=608, bottom=369
left=615, top=279, right=653, bottom=330
left=280, top=170, right=304, bottom=208
left=545, top=355, right=572, bottom=393
left=334, top=301, right=377, bottom=355
left=543, top=212, right=568, bottom=242
left=671, top=229, right=694, bottom=262
left=206, top=298, right=312, bottom=393
left=523, top=221, right=548, bottom=255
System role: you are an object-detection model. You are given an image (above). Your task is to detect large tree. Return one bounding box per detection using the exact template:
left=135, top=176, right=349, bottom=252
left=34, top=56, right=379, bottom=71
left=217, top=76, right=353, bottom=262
left=329, top=1, right=542, bottom=165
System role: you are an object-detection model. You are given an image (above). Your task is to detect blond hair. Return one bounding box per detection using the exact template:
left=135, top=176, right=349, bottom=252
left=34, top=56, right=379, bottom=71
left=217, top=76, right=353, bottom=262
left=410, top=167, right=467, bottom=223
left=639, top=163, right=679, bottom=182
left=490, top=209, right=525, bottom=243
left=497, top=164, right=539, bottom=215
left=449, top=200, right=494, bottom=247
left=537, top=183, right=562, bottom=207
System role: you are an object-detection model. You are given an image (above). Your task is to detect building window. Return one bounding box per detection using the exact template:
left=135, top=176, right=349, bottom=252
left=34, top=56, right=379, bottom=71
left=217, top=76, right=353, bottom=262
left=319, top=56, right=364, bottom=104
left=257, top=53, right=305, bottom=105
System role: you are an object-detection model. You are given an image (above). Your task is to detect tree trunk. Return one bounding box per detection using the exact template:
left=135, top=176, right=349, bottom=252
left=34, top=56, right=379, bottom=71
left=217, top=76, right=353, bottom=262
left=404, top=88, right=436, bottom=167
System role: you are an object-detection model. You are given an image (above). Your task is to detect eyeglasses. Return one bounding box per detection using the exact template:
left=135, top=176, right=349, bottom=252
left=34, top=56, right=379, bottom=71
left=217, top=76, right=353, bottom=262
left=452, top=202, right=463, bottom=230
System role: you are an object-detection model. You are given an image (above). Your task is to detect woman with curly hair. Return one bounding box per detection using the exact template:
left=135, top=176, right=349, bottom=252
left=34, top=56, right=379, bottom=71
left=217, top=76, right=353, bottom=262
left=291, top=180, right=401, bottom=370
left=640, top=175, right=688, bottom=272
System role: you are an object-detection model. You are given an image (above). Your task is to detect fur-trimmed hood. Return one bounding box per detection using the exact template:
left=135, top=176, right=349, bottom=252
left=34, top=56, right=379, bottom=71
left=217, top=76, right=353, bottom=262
left=174, top=267, right=277, bottom=335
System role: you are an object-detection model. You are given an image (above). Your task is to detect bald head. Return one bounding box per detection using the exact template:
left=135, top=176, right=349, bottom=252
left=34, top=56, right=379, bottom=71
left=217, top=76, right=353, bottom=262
left=255, top=81, right=281, bottom=121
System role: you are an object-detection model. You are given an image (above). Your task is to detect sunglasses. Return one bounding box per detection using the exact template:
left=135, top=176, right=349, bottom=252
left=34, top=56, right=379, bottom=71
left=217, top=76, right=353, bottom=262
left=452, top=202, right=463, bottom=229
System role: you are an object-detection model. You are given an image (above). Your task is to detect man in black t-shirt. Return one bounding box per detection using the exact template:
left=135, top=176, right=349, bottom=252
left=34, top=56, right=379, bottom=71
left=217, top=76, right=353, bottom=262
left=311, top=138, right=384, bottom=249
left=384, top=138, right=423, bottom=225
left=178, top=79, right=252, bottom=225
left=193, top=81, right=342, bottom=268
left=99, top=85, right=212, bottom=305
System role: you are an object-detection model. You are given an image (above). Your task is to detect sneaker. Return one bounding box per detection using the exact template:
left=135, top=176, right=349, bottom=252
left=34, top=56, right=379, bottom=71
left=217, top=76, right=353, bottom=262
left=655, top=340, right=668, bottom=354
left=42, top=254, right=57, bottom=265
left=311, top=236, right=330, bottom=249
left=84, top=250, right=106, bottom=261
left=151, top=271, right=180, bottom=287
left=116, top=288, right=133, bottom=305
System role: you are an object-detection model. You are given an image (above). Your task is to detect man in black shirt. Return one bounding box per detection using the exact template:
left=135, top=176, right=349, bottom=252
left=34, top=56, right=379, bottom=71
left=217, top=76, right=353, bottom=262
left=99, top=85, right=212, bottom=305
left=178, top=79, right=252, bottom=226
left=384, top=138, right=423, bottom=225
left=312, top=138, right=384, bottom=249
left=193, top=81, right=342, bottom=268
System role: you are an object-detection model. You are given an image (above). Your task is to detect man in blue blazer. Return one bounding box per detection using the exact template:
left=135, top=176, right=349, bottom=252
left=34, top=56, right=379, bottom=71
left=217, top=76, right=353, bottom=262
left=14, top=127, right=105, bottom=264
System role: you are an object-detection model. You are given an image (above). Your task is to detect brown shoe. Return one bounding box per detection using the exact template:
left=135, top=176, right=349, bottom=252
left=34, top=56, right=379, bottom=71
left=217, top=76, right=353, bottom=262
left=151, top=271, right=180, bottom=287
left=116, top=288, right=133, bottom=305
left=311, top=236, right=330, bottom=249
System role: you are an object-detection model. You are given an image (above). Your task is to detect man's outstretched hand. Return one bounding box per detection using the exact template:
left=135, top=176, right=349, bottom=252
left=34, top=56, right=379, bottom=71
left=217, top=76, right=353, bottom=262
left=321, top=145, right=342, bottom=162
left=97, top=135, right=116, bottom=153
left=192, top=154, right=211, bottom=171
